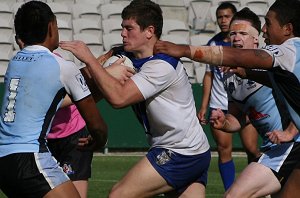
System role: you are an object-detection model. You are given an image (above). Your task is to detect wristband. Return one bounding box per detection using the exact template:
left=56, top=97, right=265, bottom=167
left=190, top=45, right=223, bottom=66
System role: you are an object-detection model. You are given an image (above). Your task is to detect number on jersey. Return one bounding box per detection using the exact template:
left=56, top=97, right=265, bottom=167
left=4, top=78, right=20, bottom=122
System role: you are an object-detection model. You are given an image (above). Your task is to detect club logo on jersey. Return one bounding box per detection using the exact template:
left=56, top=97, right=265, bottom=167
left=76, top=73, right=89, bottom=91
left=62, top=162, right=75, bottom=175
left=248, top=106, right=270, bottom=121
left=265, top=45, right=284, bottom=57
left=156, top=150, right=173, bottom=165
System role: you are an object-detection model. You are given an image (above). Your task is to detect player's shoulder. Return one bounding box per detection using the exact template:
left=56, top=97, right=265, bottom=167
left=52, top=53, right=78, bottom=69
left=147, top=53, right=180, bottom=70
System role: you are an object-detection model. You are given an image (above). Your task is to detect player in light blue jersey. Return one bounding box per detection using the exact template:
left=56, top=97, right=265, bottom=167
left=207, top=7, right=300, bottom=197
left=0, top=1, right=108, bottom=197
left=154, top=0, right=300, bottom=197
left=61, top=0, right=211, bottom=197
left=198, top=3, right=260, bottom=191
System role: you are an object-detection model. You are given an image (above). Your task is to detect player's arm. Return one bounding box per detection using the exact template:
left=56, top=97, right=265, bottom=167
left=154, top=41, right=273, bottom=70
left=60, top=64, right=134, bottom=107
left=60, top=40, right=144, bottom=108
left=198, top=70, right=212, bottom=124
left=74, top=95, right=108, bottom=150
left=266, top=121, right=299, bottom=144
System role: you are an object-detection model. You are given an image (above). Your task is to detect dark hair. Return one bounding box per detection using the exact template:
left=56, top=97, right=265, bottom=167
left=230, top=7, right=261, bottom=34
left=14, top=1, right=55, bottom=45
left=269, top=0, right=300, bottom=36
left=121, top=0, right=163, bottom=39
left=216, top=2, right=237, bottom=15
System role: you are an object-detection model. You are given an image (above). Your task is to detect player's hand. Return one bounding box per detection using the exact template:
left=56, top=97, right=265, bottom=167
left=105, top=61, right=135, bottom=84
left=154, top=40, right=189, bottom=58
left=209, top=108, right=226, bottom=129
left=77, top=135, right=97, bottom=151
left=266, top=130, right=295, bottom=144
left=229, top=67, right=247, bottom=79
left=197, top=108, right=208, bottom=125
left=60, top=40, right=96, bottom=65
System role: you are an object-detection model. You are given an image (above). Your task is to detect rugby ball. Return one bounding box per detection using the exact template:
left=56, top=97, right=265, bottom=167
left=103, top=54, right=135, bottom=70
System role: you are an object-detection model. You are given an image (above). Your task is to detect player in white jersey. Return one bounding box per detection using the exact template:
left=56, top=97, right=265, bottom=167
left=154, top=0, right=300, bottom=197
left=0, top=1, right=108, bottom=197
left=61, top=1, right=211, bottom=197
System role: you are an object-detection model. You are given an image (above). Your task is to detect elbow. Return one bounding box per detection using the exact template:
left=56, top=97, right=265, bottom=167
left=107, top=97, right=128, bottom=109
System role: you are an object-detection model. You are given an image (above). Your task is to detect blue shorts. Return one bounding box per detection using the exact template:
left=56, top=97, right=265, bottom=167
left=146, top=147, right=211, bottom=193
left=0, top=152, right=69, bottom=197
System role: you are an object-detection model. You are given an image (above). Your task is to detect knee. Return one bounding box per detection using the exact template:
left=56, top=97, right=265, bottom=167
left=108, top=184, right=131, bottom=198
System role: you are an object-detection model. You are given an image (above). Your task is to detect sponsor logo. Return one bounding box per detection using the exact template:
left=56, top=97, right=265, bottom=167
left=76, top=73, right=89, bottom=91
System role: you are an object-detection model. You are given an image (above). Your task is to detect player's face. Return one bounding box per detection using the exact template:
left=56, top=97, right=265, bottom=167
left=262, top=10, right=286, bottom=45
left=229, top=20, right=258, bottom=49
left=121, top=18, right=149, bottom=57
left=216, top=8, right=235, bottom=33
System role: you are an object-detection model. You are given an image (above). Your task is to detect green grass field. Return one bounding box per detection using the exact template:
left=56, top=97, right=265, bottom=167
left=0, top=154, right=248, bottom=198
left=88, top=153, right=248, bottom=198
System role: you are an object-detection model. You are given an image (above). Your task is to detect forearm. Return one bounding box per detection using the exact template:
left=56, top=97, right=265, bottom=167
left=200, top=73, right=212, bottom=110
left=285, top=121, right=299, bottom=139
left=188, top=45, right=273, bottom=70
left=85, top=58, right=126, bottom=107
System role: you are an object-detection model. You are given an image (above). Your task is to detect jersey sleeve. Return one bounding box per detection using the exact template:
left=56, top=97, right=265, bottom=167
left=263, top=42, right=297, bottom=72
left=131, top=60, right=177, bottom=100
left=58, top=58, right=91, bottom=101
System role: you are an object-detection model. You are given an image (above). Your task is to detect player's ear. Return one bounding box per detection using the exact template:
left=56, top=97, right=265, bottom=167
left=283, top=22, right=293, bottom=36
left=145, top=25, right=155, bottom=39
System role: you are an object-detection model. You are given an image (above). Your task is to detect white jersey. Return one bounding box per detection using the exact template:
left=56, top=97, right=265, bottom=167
left=207, top=64, right=228, bottom=110
left=206, top=33, right=231, bottom=110
left=131, top=53, right=210, bottom=155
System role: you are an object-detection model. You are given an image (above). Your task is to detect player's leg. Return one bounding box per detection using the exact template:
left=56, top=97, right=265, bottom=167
left=166, top=182, right=206, bottom=198
left=278, top=167, right=300, bottom=198
left=239, top=122, right=261, bottom=163
left=109, top=148, right=211, bottom=198
left=0, top=152, right=80, bottom=198
left=44, top=181, right=81, bottom=198
left=225, top=142, right=300, bottom=198
left=48, top=128, right=93, bottom=198
left=211, top=125, right=235, bottom=190
left=180, top=182, right=206, bottom=198
left=72, top=180, right=89, bottom=198
left=109, top=156, right=172, bottom=198
left=224, top=162, right=280, bottom=198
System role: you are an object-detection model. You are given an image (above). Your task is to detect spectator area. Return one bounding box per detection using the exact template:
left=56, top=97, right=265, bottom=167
left=0, top=0, right=273, bottom=83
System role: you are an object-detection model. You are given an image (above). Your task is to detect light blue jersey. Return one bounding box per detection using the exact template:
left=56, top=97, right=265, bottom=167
left=226, top=75, right=286, bottom=151
left=0, top=45, right=90, bottom=157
